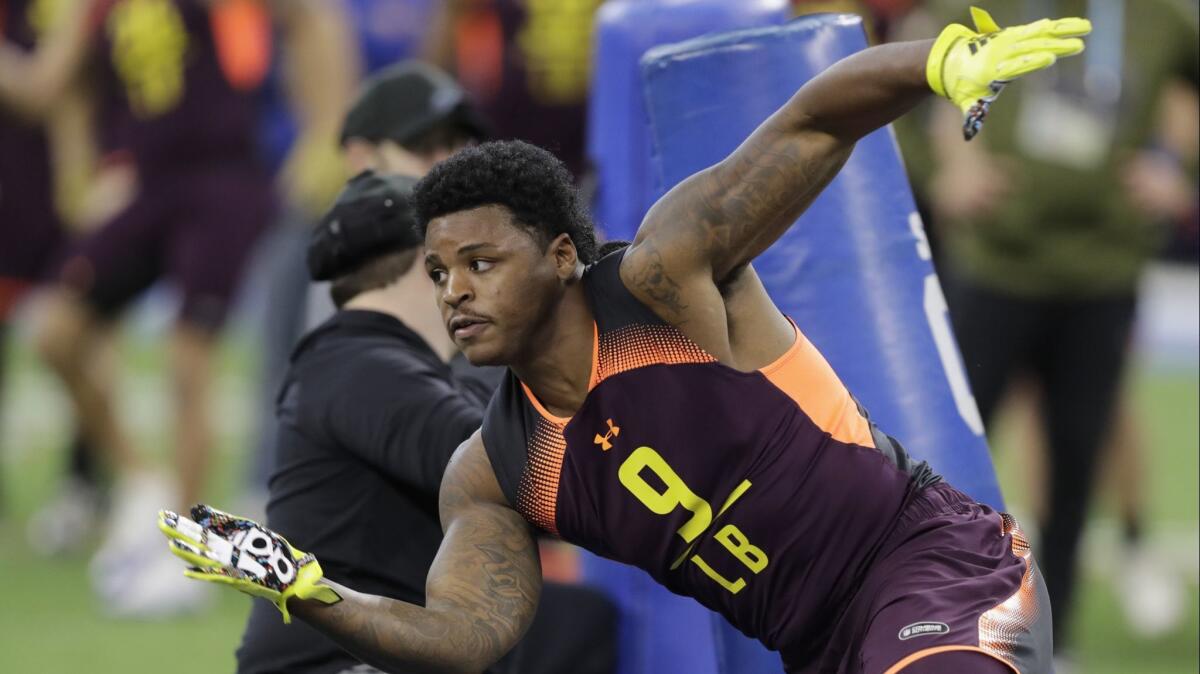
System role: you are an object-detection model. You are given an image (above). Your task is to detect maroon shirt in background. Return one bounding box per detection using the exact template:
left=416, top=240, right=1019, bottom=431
left=89, top=0, right=262, bottom=177
left=0, top=0, right=65, bottom=293
left=458, top=0, right=600, bottom=180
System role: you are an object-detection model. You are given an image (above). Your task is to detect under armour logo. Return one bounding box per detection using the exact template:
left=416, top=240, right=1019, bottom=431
left=594, top=419, right=620, bottom=451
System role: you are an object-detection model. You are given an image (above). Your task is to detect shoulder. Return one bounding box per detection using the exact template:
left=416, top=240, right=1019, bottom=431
left=481, top=370, right=526, bottom=450
left=480, top=370, right=528, bottom=509
left=585, top=245, right=670, bottom=331
left=440, top=429, right=510, bottom=516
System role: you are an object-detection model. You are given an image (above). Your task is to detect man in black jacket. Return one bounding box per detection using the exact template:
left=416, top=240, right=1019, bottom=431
left=235, top=65, right=615, bottom=674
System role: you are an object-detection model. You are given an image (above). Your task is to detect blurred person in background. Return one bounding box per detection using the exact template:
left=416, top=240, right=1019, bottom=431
left=978, top=72, right=1200, bottom=639
left=0, top=0, right=345, bottom=617
left=426, top=0, right=602, bottom=181
left=243, top=0, right=443, bottom=515
left=6, top=0, right=354, bottom=559
left=236, top=63, right=616, bottom=674
left=0, top=0, right=101, bottom=541
left=909, top=0, right=1198, bottom=665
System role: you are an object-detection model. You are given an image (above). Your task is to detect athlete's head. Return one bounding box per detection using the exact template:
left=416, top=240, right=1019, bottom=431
left=414, top=140, right=599, bottom=365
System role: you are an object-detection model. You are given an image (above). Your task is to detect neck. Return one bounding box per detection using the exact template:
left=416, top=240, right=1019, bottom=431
left=344, top=276, right=457, bottom=363
left=510, top=281, right=595, bottom=419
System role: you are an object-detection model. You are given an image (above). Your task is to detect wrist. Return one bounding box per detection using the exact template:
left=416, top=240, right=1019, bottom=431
left=926, top=24, right=970, bottom=98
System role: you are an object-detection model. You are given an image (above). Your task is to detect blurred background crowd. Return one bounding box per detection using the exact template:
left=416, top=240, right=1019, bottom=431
left=0, top=0, right=1195, bottom=672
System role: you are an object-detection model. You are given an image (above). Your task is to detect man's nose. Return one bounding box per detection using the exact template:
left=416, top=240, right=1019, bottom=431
left=442, top=270, right=473, bottom=307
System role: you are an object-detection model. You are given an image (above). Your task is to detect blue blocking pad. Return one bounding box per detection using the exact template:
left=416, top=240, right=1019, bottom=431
left=588, top=0, right=790, bottom=242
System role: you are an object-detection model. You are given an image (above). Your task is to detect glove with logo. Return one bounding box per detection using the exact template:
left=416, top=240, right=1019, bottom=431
left=158, top=505, right=341, bottom=623
left=928, top=6, right=1091, bottom=140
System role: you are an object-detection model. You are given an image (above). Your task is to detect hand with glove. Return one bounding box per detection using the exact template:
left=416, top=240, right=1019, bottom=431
left=928, top=7, right=1092, bottom=140
left=158, top=504, right=341, bottom=623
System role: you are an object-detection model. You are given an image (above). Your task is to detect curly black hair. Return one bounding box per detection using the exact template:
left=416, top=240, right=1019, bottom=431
left=413, top=140, right=599, bottom=263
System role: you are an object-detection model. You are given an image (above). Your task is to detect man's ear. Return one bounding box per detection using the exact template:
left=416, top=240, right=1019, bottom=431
left=342, top=139, right=377, bottom=174
left=548, top=233, right=580, bottom=281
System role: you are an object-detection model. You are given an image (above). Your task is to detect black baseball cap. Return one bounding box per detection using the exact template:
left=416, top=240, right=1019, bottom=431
left=307, top=171, right=423, bottom=282
left=339, top=61, right=490, bottom=147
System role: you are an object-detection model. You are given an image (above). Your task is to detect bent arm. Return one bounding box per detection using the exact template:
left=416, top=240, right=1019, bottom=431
left=291, top=432, right=541, bottom=674
left=0, top=4, right=93, bottom=121
left=626, top=40, right=934, bottom=291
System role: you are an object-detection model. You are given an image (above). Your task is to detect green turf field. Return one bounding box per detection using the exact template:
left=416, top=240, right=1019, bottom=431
left=1, top=332, right=1196, bottom=673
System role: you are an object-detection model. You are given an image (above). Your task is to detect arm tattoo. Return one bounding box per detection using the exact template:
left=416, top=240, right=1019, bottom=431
left=292, top=438, right=540, bottom=674
left=629, top=245, right=689, bottom=318
left=691, top=126, right=839, bottom=276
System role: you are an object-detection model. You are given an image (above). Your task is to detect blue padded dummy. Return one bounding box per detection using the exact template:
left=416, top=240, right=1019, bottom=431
left=588, top=0, right=789, bottom=241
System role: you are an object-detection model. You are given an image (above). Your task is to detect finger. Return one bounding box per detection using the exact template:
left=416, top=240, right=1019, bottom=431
left=969, top=6, right=1002, bottom=34
left=1045, top=17, right=1092, bottom=38
left=1011, top=37, right=1085, bottom=58
left=1010, top=18, right=1053, bottom=40
left=961, top=98, right=992, bottom=141
left=996, top=52, right=1058, bottom=81
left=158, top=510, right=209, bottom=550
left=184, top=569, right=247, bottom=588
left=169, top=538, right=221, bottom=568
left=194, top=503, right=254, bottom=536
left=185, top=569, right=283, bottom=605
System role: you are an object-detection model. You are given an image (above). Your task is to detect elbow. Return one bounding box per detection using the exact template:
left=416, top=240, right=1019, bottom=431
left=3, top=85, right=60, bottom=123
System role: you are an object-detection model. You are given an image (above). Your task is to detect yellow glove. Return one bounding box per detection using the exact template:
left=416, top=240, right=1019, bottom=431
left=928, top=6, right=1091, bottom=140
left=158, top=505, right=341, bottom=624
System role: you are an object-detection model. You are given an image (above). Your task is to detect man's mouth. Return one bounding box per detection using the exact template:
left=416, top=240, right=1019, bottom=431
left=449, top=315, right=490, bottom=340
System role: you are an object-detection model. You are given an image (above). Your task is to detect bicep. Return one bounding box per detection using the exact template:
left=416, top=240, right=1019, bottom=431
left=428, top=433, right=542, bottom=664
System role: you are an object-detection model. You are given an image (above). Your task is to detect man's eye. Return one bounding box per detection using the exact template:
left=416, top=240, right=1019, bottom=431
left=469, top=259, right=494, bottom=273
left=429, top=269, right=447, bottom=283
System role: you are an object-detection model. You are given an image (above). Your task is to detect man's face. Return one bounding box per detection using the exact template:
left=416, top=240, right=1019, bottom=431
left=424, top=205, right=567, bottom=366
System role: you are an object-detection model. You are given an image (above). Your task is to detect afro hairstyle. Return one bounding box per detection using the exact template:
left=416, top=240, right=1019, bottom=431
left=413, top=140, right=599, bottom=264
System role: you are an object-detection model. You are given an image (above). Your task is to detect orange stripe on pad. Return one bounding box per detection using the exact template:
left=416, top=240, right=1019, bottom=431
left=758, top=321, right=875, bottom=448
left=883, top=645, right=1020, bottom=674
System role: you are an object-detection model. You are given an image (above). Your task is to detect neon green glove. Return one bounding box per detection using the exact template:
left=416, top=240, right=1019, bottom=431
left=158, top=505, right=341, bottom=623
left=928, top=6, right=1091, bottom=140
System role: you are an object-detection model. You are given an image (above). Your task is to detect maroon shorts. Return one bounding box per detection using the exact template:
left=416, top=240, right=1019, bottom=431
left=794, top=483, right=1051, bottom=674
left=57, top=165, right=273, bottom=331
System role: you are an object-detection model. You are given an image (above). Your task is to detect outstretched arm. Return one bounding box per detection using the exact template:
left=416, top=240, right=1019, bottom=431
left=160, top=432, right=539, bottom=674
left=623, top=10, right=1090, bottom=309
